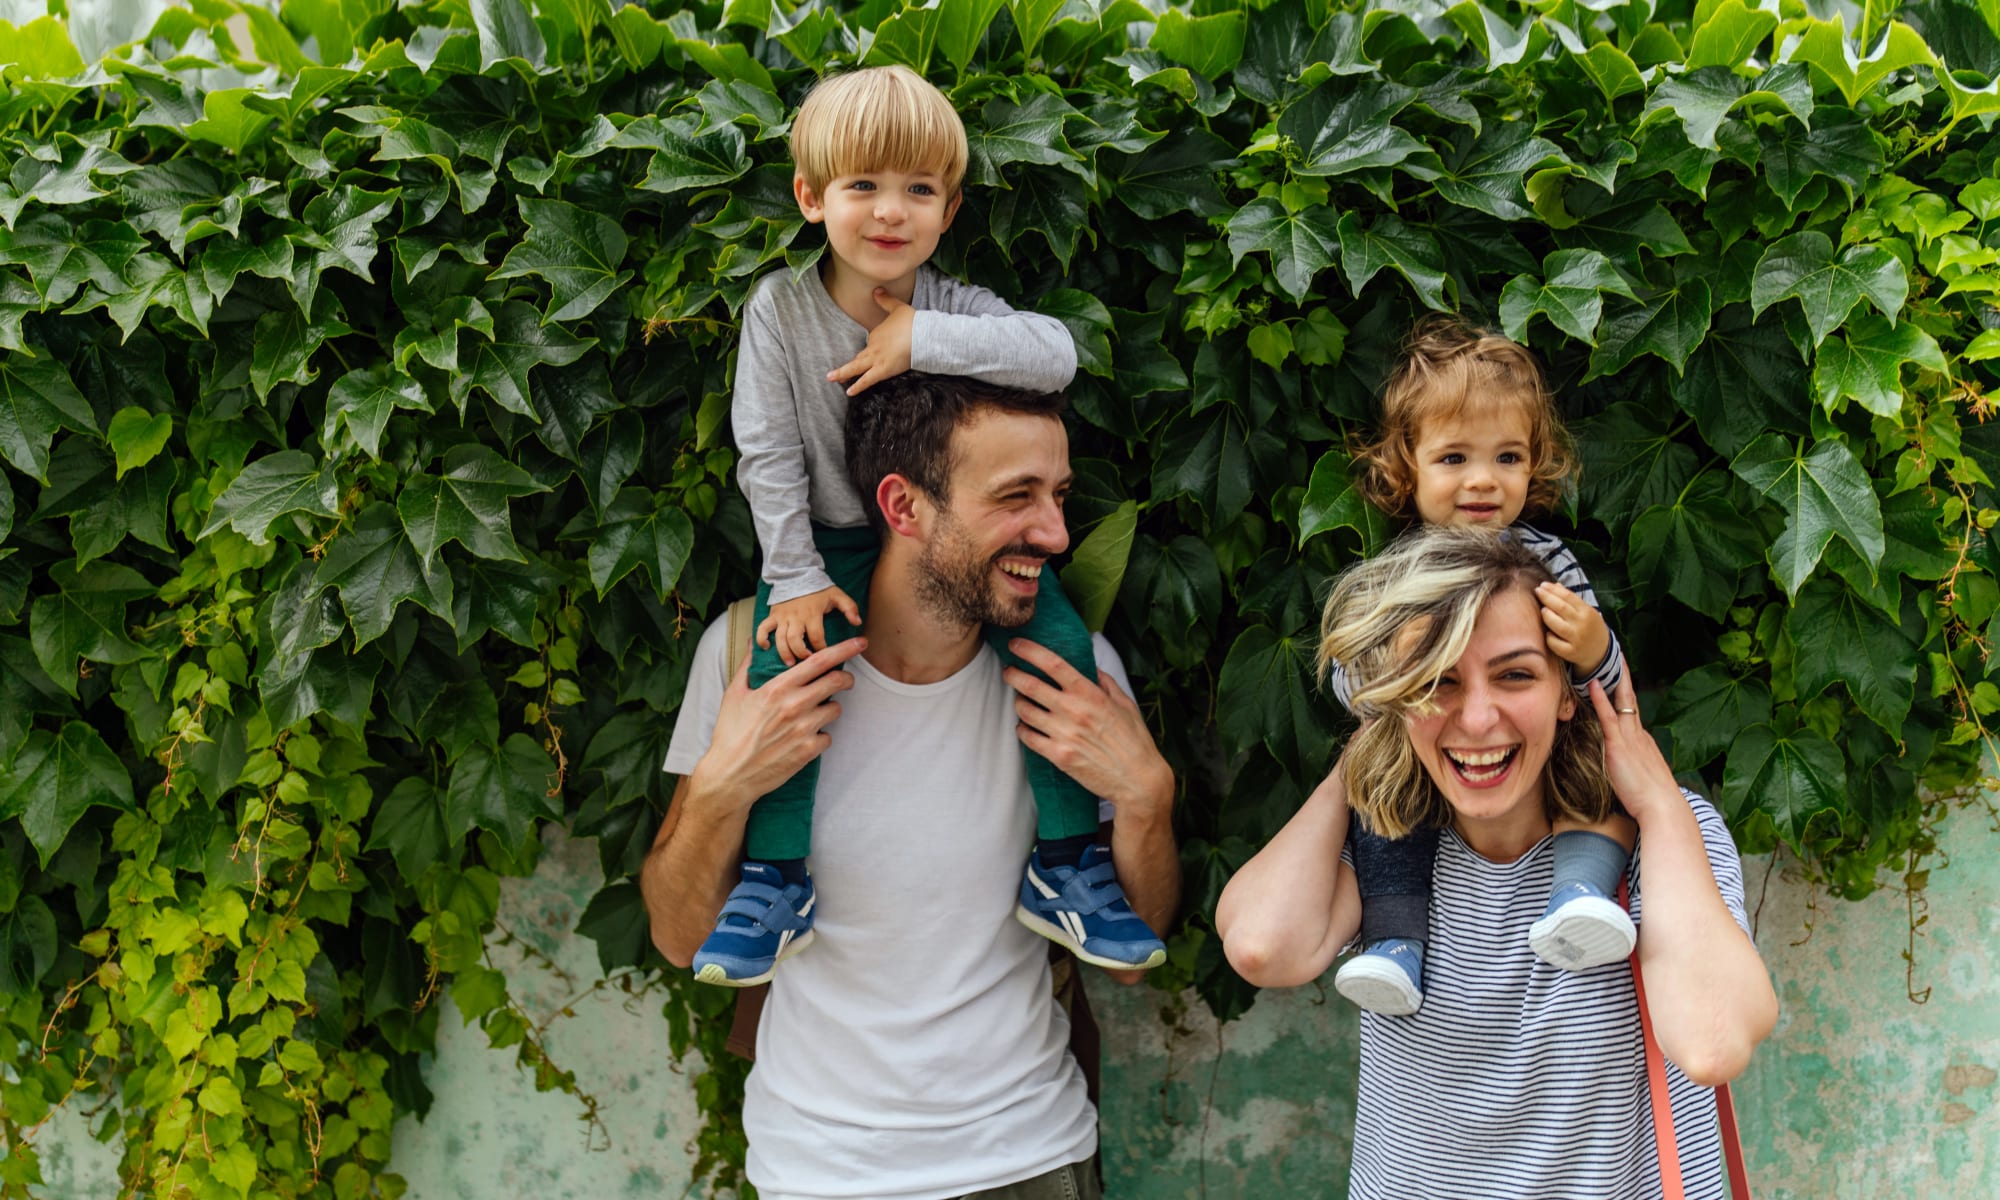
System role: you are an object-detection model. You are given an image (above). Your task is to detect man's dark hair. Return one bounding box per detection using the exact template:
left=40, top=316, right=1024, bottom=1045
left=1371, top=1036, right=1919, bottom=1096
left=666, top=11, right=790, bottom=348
left=844, top=372, right=1068, bottom=537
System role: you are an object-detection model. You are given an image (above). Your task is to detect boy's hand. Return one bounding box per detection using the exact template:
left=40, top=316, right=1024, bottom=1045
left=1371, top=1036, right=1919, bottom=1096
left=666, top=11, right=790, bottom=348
left=757, top=586, right=863, bottom=666
left=1535, top=581, right=1611, bottom=675
left=827, top=290, right=914, bottom=395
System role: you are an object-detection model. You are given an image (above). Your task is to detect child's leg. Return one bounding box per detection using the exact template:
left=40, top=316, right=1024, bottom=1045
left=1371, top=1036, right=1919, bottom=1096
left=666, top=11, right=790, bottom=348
left=739, top=530, right=881, bottom=865
left=1333, top=821, right=1439, bottom=1015
left=987, top=572, right=1102, bottom=852
left=1000, top=573, right=1165, bottom=971
left=1530, top=806, right=1639, bottom=972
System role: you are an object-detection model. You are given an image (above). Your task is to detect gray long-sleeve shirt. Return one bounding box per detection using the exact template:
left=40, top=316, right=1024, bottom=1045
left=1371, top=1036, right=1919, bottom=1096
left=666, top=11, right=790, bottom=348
left=733, top=263, right=1079, bottom=603
left=1327, top=522, right=1626, bottom=711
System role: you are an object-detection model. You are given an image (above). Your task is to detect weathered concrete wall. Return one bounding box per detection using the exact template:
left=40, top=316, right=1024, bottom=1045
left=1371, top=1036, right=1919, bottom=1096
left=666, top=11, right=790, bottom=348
left=24, top=806, right=1998, bottom=1197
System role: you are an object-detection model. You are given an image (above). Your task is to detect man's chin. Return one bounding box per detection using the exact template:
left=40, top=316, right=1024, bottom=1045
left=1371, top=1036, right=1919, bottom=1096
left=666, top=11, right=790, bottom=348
left=985, top=592, right=1038, bottom=629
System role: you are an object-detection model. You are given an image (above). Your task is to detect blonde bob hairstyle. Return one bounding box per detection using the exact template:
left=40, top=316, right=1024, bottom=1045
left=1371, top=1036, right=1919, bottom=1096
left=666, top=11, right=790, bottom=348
left=1353, top=316, right=1576, bottom=521
left=790, top=65, right=969, bottom=196
left=1319, top=527, right=1611, bottom=839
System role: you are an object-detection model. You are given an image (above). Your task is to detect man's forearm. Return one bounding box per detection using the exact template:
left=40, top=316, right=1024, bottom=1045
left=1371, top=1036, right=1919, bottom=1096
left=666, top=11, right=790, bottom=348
left=1107, top=773, right=1180, bottom=949
left=642, top=774, right=752, bottom=967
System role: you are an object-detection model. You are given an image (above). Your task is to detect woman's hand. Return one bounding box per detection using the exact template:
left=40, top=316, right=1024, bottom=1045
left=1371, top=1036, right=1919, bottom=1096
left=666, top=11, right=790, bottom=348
left=1586, top=671, right=1683, bottom=826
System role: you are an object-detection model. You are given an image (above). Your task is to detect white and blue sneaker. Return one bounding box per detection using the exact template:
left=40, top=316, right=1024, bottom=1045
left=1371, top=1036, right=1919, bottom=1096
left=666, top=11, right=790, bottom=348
left=1528, top=881, right=1636, bottom=971
left=1335, top=937, right=1425, bottom=1016
left=692, top=861, right=816, bottom=987
left=1015, top=844, right=1167, bottom=970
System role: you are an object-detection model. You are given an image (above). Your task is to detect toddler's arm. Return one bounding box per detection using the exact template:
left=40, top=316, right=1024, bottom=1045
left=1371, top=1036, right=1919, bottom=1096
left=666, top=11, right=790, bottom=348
left=733, top=292, right=835, bottom=604
left=1531, top=535, right=1625, bottom=696
left=914, top=275, right=1079, bottom=393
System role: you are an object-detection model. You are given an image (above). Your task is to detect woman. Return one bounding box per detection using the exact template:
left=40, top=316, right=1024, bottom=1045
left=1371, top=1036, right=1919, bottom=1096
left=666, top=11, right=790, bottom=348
left=1217, top=527, right=1776, bottom=1199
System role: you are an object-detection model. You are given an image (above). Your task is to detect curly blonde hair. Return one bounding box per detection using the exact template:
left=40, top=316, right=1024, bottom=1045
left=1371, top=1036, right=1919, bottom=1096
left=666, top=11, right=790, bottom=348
left=1319, top=527, right=1611, bottom=838
left=1353, top=317, right=1576, bottom=521
left=790, top=65, right=968, bottom=196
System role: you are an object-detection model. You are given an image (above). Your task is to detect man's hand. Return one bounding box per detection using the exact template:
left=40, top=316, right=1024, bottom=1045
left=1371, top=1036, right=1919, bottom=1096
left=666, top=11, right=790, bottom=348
left=691, top=638, right=867, bottom=811
left=1535, top=580, right=1611, bottom=676
left=827, top=290, right=914, bottom=395
left=757, top=585, right=863, bottom=666
left=1002, top=638, right=1172, bottom=822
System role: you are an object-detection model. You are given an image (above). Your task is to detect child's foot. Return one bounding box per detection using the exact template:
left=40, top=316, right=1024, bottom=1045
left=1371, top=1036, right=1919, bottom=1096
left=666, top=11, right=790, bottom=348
left=1528, top=881, right=1636, bottom=971
left=692, top=861, right=816, bottom=987
left=1335, top=937, right=1425, bottom=1015
left=1015, top=844, right=1166, bottom=970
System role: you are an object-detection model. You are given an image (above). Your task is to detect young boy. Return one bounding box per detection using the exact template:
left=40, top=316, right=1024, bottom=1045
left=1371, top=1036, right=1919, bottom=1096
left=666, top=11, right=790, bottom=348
left=694, top=65, right=1167, bottom=986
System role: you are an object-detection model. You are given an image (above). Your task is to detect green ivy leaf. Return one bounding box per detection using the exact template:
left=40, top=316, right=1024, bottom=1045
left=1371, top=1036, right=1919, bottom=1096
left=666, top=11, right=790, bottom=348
left=1226, top=198, right=1342, bottom=302
left=1671, top=305, right=1809, bottom=458
left=621, top=115, right=751, bottom=195
left=584, top=487, right=695, bottom=600
left=366, top=778, right=452, bottom=879
left=1757, top=108, right=1882, bottom=207
left=448, top=301, right=595, bottom=417
left=1586, top=277, right=1713, bottom=377
left=1659, top=663, right=1772, bottom=771
left=200, top=450, right=340, bottom=544
left=987, top=166, right=1090, bottom=270
left=966, top=94, right=1084, bottom=187
left=0, top=352, right=96, bottom=483
left=1626, top=472, right=1764, bottom=620
left=0, top=215, right=142, bottom=305
left=1749, top=231, right=1907, bottom=347
left=472, top=0, right=548, bottom=72
left=444, top=734, right=559, bottom=851
left=1216, top=625, right=1333, bottom=780
left=1278, top=78, right=1425, bottom=178
left=1788, top=578, right=1919, bottom=733
left=1150, top=8, right=1247, bottom=79
left=1059, top=500, right=1137, bottom=634
left=1574, top=402, right=1701, bottom=539
left=28, top=560, right=152, bottom=696
left=314, top=507, right=456, bottom=648
left=1433, top=122, right=1563, bottom=221
left=1038, top=289, right=1113, bottom=379
left=1809, top=312, right=1947, bottom=418
left=1498, top=248, right=1637, bottom=344
left=106, top=406, right=171, bottom=479
left=0, top=893, right=57, bottom=997
left=574, top=880, right=651, bottom=974
left=1686, top=0, right=1780, bottom=70
left=491, top=198, right=631, bottom=323
left=1644, top=63, right=1813, bottom=151
left=1102, top=130, right=1234, bottom=221
left=1781, top=16, right=1938, bottom=107
left=1572, top=42, right=1646, bottom=103
left=1722, top=722, right=1845, bottom=835
left=289, top=185, right=399, bottom=313
left=36, top=437, right=174, bottom=565
left=1730, top=433, right=1884, bottom=595
left=324, top=364, right=431, bottom=459
left=0, top=721, right=136, bottom=866
left=1298, top=448, right=1392, bottom=551
left=1335, top=212, right=1446, bottom=310
left=397, top=444, right=550, bottom=567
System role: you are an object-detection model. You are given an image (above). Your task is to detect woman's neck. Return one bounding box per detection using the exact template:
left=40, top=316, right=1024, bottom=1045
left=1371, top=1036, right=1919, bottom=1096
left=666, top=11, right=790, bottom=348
left=1453, top=803, right=1553, bottom=864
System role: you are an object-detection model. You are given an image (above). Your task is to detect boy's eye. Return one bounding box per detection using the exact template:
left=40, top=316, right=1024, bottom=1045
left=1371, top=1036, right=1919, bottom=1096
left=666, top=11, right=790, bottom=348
left=848, top=180, right=875, bottom=192
left=910, top=183, right=936, bottom=196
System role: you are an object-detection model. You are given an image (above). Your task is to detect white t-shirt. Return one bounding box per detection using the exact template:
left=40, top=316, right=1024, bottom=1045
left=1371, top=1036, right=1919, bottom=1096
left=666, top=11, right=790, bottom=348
left=1344, top=792, right=1751, bottom=1200
left=663, top=623, right=1132, bottom=1200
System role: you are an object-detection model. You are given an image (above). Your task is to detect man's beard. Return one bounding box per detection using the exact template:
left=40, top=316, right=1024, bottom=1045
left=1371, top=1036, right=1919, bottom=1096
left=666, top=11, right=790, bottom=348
left=914, top=508, right=1050, bottom=631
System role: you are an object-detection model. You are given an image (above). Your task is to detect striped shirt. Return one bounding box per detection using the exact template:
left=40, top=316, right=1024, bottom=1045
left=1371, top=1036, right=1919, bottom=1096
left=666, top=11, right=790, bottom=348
left=1344, top=792, right=1749, bottom=1200
left=1328, top=522, right=1625, bottom=711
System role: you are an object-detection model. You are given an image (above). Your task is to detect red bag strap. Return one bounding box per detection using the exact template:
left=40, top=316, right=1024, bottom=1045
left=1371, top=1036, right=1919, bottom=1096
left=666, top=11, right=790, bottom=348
left=1621, top=880, right=1751, bottom=1199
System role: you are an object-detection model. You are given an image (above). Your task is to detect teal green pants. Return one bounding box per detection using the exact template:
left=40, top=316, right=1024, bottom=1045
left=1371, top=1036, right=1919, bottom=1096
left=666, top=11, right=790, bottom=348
left=743, top=524, right=1103, bottom=860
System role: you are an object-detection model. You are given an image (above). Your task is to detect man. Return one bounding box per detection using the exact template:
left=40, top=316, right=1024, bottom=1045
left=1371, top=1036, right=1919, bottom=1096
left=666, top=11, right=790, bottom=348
left=642, top=372, right=1180, bottom=1199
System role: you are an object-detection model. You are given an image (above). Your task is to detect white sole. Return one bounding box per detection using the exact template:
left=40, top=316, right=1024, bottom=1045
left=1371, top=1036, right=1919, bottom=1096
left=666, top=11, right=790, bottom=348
left=1014, top=906, right=1166, bottom=971
left=1334, top=955, right=1423, bottom=1016
left=1528, top=896, right=1636, bottom=971
left=692, top=928, right=816, bottom=988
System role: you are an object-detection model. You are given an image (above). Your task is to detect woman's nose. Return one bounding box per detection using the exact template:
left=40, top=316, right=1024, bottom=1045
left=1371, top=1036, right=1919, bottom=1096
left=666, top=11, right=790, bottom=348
left=1452, top=681, right=1501, bottom=734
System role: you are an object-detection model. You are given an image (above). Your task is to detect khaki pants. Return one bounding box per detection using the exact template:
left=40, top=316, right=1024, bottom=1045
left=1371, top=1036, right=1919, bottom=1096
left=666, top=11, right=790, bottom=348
left=955, top=1159, right=1102, bottom=1200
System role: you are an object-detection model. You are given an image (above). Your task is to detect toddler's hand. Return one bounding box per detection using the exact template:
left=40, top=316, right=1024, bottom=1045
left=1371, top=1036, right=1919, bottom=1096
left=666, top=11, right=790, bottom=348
left=757, top=586, right=863, bottom=666
left=827, top=290, right=915, bottom=395
left=1535, top=581, right=1611, bottom=675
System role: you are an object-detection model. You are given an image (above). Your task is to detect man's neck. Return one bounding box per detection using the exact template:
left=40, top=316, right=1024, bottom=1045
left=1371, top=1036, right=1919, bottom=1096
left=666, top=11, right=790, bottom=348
left=821, top=256, right=920, bottom=329
left=861, top=545, right=983, bottom=684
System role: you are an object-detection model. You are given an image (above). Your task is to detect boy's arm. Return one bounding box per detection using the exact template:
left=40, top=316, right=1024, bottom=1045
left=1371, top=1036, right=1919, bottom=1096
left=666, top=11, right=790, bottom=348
left=912, top=275, right=1079, bottom=393
left=1533, top=533, right=1626, bottom=696
left=734, top=292, right=836, bottom=604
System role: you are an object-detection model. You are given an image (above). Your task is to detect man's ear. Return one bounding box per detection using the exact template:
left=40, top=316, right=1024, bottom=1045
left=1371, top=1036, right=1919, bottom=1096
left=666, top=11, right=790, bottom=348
left=877, top=474, right=926, bottom=539
left=794, top=172, right=825, bottom=224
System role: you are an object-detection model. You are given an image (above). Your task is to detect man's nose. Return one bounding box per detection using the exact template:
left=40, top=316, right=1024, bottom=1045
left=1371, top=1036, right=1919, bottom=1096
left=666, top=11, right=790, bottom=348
left=1028, top=497, right=1069, bottom=556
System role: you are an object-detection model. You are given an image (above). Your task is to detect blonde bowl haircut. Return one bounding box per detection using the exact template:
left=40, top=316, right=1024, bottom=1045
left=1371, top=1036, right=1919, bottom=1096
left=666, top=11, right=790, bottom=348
left=790, top=65, right=969, bottom=197
left=1353, top=315, right=1577, bottom=521
left=1318, top=526, right=1612, bottom=839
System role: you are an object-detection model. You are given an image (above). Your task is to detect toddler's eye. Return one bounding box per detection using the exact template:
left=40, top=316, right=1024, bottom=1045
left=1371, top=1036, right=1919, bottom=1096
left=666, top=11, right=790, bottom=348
left=1498, top=451, right=1524, bottom=465
left=1440, top=453, right=1465, bottom=465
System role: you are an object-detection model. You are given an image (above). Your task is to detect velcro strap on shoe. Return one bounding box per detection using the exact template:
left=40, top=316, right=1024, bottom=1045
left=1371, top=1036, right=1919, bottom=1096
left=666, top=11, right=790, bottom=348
left=719, top=885, right=811, bottom=933
left=1057, top=861, right=1120, bottom=915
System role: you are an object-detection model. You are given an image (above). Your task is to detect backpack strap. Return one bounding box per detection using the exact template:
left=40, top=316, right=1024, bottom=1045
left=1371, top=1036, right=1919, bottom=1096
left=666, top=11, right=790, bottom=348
left=723, top=595, right=757, bottom=687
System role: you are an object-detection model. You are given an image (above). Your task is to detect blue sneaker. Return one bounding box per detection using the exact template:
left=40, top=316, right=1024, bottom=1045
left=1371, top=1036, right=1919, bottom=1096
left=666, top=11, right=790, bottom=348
left=692, top=862, right=816, bottom=987
left=1529, top=881, right=1635, bottom=971
left=1015, top=844, right=1166, bottom=970
left=1335, top=937, right=1425, bottom=1016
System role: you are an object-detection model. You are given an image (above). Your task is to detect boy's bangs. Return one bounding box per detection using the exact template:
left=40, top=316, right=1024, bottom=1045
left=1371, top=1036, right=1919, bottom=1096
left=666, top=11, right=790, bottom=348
left=793, top=67, right=968, bottom=192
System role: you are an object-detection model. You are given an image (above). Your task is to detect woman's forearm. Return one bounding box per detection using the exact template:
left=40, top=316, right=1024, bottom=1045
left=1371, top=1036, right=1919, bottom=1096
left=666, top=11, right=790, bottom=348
left=1632, top=793, right=1777, bottom=1085
left=1218, top=766, right=1361, bottom=988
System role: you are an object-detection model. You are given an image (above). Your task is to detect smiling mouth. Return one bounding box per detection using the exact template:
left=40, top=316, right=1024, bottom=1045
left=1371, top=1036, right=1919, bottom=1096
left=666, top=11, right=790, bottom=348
left=1444, top=746, right=1518, bottom=784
